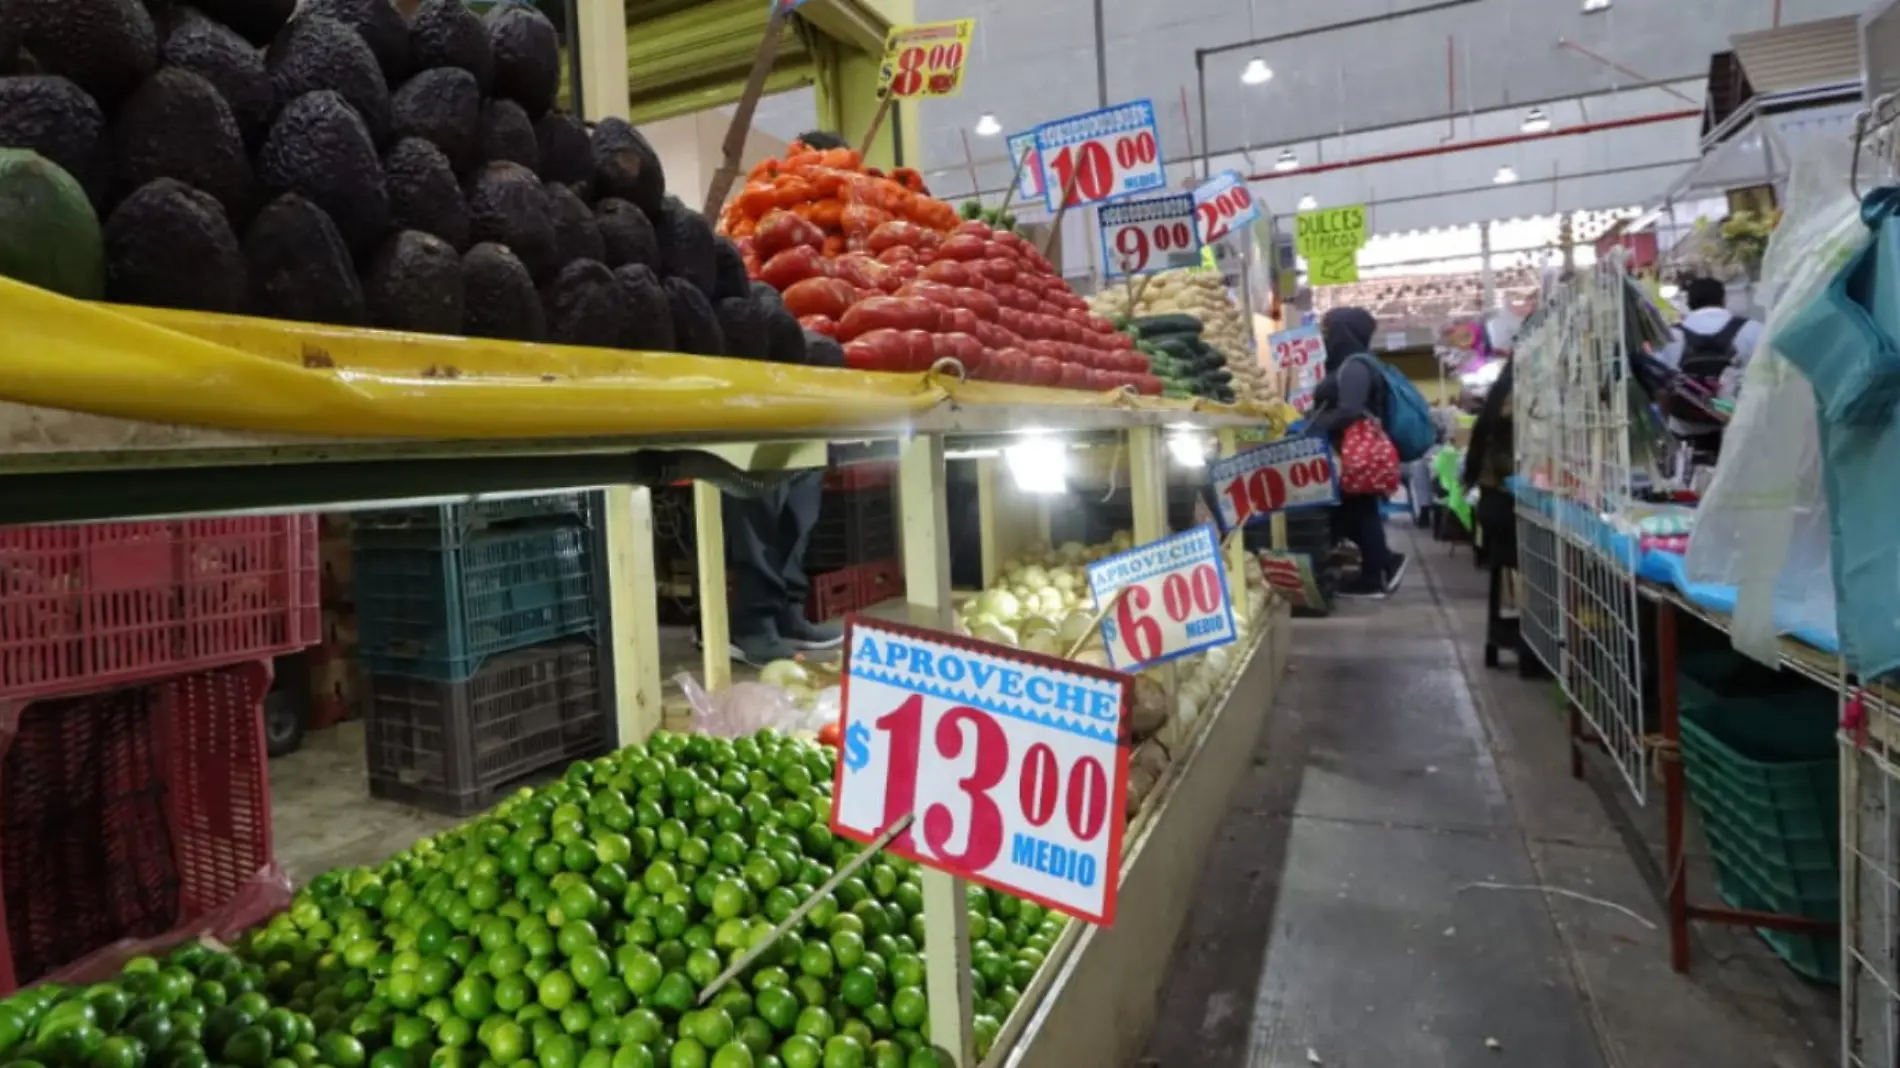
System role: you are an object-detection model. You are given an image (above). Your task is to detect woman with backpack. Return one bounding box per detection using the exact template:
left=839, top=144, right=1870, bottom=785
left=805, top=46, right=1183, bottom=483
left=1306, top=306, right=1410, bottom=598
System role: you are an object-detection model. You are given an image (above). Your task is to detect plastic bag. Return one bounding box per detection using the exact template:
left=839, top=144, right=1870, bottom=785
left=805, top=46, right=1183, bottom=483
left=672, top=673, right=835, bottom=738
left=1682, top=140, right=1860, bottom=662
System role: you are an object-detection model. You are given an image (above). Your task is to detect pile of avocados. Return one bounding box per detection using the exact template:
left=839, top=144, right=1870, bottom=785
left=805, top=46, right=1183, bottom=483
left=1124, top=314, right=1234, bottom=403
left=0, top=0, right=836, bottom=367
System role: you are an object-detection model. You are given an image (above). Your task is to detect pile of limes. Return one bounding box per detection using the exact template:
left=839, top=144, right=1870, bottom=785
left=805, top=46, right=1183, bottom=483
left=0, top=730, right=1067, bottom=1068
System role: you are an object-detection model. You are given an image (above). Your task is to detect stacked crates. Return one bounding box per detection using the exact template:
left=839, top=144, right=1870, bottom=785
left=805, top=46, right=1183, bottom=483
left=804, top=464, right=902, bottom=620
left=353, top=496, right=607, bottom=815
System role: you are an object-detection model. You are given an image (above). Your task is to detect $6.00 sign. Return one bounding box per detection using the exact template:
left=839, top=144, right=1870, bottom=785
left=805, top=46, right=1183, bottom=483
left=1084, top=525, right=1237, bottom=671
left=1034, top=100, right=1165, bottom=211
left=833, top=619, right=1131, bottom=924
left=1208, top=436, right=1341, bottom=529
left=1097, top=193, right=1200, bottom=278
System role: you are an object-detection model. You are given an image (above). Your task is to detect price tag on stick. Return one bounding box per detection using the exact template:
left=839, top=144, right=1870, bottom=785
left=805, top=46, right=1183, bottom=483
left=1270, top=324, right=1325, bottom=413
left=1097, top=193, right=1201, bottom=278
left=877, top=20, right=974, bottom=99
left=1084, top=525, right=1239, bottom=671
left=1191, top=170, right=1261, bottom=247
left=1007, top=130, right=1044, bottom=204
left=1209, top=437, right=1342, bottom=530
left=833, top=619, right=1132, bottom=924
left=1033, top=99, right=1166, bottom=211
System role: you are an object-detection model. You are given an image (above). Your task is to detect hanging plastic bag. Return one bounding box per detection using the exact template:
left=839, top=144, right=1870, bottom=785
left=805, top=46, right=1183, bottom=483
left=672, top=672, right=836, bottom=738
left=1683, top=140, right=1863, bottom=662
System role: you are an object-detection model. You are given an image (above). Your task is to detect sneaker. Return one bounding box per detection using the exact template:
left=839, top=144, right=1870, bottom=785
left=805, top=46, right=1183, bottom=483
left=780, top=609, right=844, bottom=650
left=1334, top=581, right=1387, bottom=600
left=1383, top=553, right=1409, bottom=595
left=729, top=626, right=797, bottom=667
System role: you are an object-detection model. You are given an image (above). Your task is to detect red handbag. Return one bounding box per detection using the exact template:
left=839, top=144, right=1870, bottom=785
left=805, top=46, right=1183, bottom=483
left=1338, top=418, right=1401, bottom=496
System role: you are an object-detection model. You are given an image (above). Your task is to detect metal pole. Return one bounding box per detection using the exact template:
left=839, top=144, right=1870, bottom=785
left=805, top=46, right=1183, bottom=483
left=1093, top=0, right=1108, bottom=107
left=1196, top=51, right=1211, bottom=181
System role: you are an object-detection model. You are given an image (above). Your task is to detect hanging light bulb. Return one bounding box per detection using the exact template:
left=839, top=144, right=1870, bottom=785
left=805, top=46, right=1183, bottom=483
left=1241, top=58, right=1274, bottom=85
left=1494, top=164, right=1519, bottom=184
left=1520, top=108, right=1551, bottom=133
left=974, top=113, right=1002, bottom=136
left=1274, top=149, right=1299, bottom=172
left=1297, top=194, right=1318, bottom=210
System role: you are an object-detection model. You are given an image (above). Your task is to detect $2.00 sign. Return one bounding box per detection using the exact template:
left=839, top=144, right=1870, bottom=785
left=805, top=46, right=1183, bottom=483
left=1191, top=170, right=1260, bottom=247
left=1097, top=193, right=1200, bottom=278
left=1208, top=436, right=1341, bottom=530
left=877, top=20, right=974, bottom=99
left=1034, top=100, right=1165, bottom=211
left=1270, top=324, right=1325, bottom=413
left=1084, top=525, right=1238, bottom=671
left=833, top=619, right=1132, bottom=924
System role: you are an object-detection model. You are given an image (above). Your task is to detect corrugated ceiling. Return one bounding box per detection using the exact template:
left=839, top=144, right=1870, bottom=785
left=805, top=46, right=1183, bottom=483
left=1730, top=16, right=1863, bottom=95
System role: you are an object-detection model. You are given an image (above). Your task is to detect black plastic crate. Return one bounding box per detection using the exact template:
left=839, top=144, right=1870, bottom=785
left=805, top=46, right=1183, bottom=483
left=806, top=488, right=897, bottom=573
left=352, top=495, right=592, bottom=546
left=365, top=641, right=605, bottom=816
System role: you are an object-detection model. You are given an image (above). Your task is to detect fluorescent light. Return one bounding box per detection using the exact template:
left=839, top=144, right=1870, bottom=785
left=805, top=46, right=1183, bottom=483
left=1297, top=194, right=1318, bottom=210
left=1520, top=108, right=1551, bottom=133
left=1004, top=438, right=1068, bottom=494
left=1167, top=432, right=1210, bottom=468
left=1241, top=58, right=1274, bottom=85
left=974, top=112, right=1002, bottom=136
left=1582, top=0, right=1610, bottom=10
left=1493, top=165, right=1518, bottom=184
left=1274, top=149, right=1299, bottom=172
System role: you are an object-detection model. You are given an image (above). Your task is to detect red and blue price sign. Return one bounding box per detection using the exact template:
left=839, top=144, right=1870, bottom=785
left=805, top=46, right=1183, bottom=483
left=1084, top=525, right=1237, bottom=671
left=1271, top=324, right=1325, bottom=413
left=1008, top=130, right=1044, bottom=202
left=1097, top=193, right=1201, bottom=278
left=1033, top=99, right=1165, bottom=211
left=1209, top=437, right=1341, bottom=529
left=832, top=619, right=1132, bottom=925
left=1191, top=170, right=1260, bottom=247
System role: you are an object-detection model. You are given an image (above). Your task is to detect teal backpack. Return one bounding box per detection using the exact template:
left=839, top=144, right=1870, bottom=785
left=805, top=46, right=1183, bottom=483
left=1347, top=353, right=1436, bottom=462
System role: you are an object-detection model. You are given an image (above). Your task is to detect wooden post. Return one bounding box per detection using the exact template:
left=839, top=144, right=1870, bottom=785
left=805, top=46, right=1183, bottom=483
left=858, top=94, right=896, bottom=157
left=702, top=8, right=787, bottom=217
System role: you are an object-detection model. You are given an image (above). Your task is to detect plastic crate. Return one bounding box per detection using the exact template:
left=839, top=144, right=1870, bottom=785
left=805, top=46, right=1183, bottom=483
left=353, top=526, right=594, bottom=681
left=807, top=489, right=897, bottom=573
left=824, top=463, right=895, bottom=492
left=352, top=495, right=592, bottom=544
left=0, top=518, right=319, bottom=703
left=808, top=567, right=861, bottom=624
left=365, top=641, right=604, bottom=816
left=858, top=558, right=904, bottom=608
left=0, top=659, right=273, bottom=993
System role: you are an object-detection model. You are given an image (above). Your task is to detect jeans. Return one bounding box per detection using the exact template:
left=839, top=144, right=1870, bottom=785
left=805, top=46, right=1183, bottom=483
left=1331, top=493, right=1391, bottom=586
left=723, top=468, right=824, bottom=638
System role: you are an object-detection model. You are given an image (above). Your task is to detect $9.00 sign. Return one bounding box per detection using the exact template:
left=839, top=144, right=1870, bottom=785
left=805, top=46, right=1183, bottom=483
left=1084, top=525, right=1237, bottom=671
left=833, top=619, right=1131, bottom=924
left=1034, top=100, right=1165, bottom=211
left=1208, top=436, right=1341, bottom=530
left=1191, top=170, right=1260, bottom=247
left=1097, top=193, right=1200, bottom=278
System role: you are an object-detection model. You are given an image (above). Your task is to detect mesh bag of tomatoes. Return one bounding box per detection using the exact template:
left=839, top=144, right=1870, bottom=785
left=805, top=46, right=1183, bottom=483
left=718, top=142, right=956, bottom=257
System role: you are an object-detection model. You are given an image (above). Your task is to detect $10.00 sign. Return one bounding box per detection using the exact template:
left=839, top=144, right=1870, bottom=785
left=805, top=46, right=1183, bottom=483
left=833, top=620, right=1132, bottom=924
left=1034, top=100, right=1165, bottom=211
left=1208, top=436, right=1341, bottom=529
left=1085, top=525, right=1238, bottom=671
left=1097, top=193, right=1200, bottom=278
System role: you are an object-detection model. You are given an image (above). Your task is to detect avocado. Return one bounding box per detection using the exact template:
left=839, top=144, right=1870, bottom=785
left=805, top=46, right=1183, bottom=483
left=462, top=241, right=543, bottom=341
left=266, top=15, right=390, bottom=146
left=478, top=97, right=537, bottom=170
left=714, top=295, right=766, bottom=360
left=104, top=176, right=245, bottom=312
left=589, top=117, right=664, bottom=216
left=484, top=4, right=557, bottom=118
left=407, top=0, right=491, bottom=93
left=664, top=275, right=722, bottom=356
left=711, top=236, right=748, bottom=300
left=188, top=0, right=291, bottom=46
left=545, top=180, right=601, bottom=269
left=389, top=66, right=480, bottom=173
left=365, top=229, right=463, bottom=334
left=0, top=74, right=108, bottom=209
left=256, top=89, right=389, bottom=255
left=540, top=258, right=626, bottom=347
left=802, top=330, right=844, bottom=369
left=463, top=159, right=554, bottom=279
left=383, top=136, right=468, bottom=250
left=157, top=10, right=270, bottom=151
left=594, top=197, right=657, bottom=270
left=3, top=0, right=157, bottom=102
left=242, top=193, right=364, bottom=326
left=754, top=289, right=807, bottom=366
left=533, top=111, right=590, bottom=195
left=299, top=0, right=407, bottom=84
left=654, top=195, right=715, bottom=297
left=611, top=263, right=674, bottom=351
left=110, top=66, right=252, bottom=222
left=0, top=148, right=105, bottom=299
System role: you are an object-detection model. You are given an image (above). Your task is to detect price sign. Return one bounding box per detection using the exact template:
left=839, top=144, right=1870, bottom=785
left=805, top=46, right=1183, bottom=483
left=1271, top=324, right=1325, bottom=413
left=1191, top=170, right=1260, bottom=247
left=1096, top=193, right=1200, bottom=278
left=832, top=619, right=1132, bottom=924
left=1084, top=525, right=1238, bottom=671
left=877, top=20, right=974, bottom=99
left=1033, top=99, right=1165, bottom=211
left=1208, top=436, right=1341, bottom=529
left=1256, top=550, right=1326, bottom=610
left=1007, top=130, right=1044, bottom=202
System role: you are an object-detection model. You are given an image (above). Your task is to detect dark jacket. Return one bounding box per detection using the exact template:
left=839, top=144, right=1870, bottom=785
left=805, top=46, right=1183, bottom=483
left=1462, top=359, right=1515, bottom=492
left=1305, top=307, right=1383, bottom=440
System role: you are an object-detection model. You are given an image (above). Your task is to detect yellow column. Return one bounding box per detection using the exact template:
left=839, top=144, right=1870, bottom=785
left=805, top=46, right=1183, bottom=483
left=602, top=487, right=663, bottom=746
left=575, top=0, right=631, bottom=120
left=812, top=34, right=919, bottom=168
left=1127, top=427, right=1169, bottom=545
left=694, top=483, right=732, bottom=691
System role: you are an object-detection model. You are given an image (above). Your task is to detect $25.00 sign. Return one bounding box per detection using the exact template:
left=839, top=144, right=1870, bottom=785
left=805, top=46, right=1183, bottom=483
left=833, top=620, right=1132, bottom=924
left=1034, top=100, right=1165, bottom=211
left=1271, top=324, right=1325, bottom=413
left=1084, top=525, right=1237, bottom=671
left=1208, top=436, right=1341, bottom=529
left=1191, top=170, right=1260, bottom=247
left=1097, top=193, right=1200, bottom=278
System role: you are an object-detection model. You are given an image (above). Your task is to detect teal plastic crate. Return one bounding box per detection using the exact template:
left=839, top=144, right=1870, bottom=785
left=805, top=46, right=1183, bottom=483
left=352, top=495, right=591, bottom=547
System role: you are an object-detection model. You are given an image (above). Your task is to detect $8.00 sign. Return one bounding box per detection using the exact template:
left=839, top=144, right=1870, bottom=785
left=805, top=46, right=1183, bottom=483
left=878, top=20, right=973, bottom=99
left=1097, top=193, right=1200, bottom=278
left=1034, top=100, right=1165, bottom=211
left=1084, top=525, right=1237, bottom=671
left=1191, top=170, right=1260, bottom=247
left=833, top=619, right=1131, bottom=924
left=1208, top=436, right=1341, bottom=529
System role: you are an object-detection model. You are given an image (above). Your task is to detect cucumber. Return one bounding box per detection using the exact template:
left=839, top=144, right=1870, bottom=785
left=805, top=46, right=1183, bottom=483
left=0, top=148, right=105, bottom=300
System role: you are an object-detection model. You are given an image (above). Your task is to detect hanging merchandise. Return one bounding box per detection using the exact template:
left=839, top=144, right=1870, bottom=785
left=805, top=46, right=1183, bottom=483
left=1191, top=170, right=1261, bottom=247
left=1086, top=267, right=1270, bottom=404
left=1033, top=100, right=1166, bottom=210
left=1097, top=193, right=1201, bottom=277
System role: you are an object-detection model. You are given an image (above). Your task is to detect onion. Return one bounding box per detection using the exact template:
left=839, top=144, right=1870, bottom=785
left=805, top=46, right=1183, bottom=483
left=1018, top=615, right=1058, bottom=639
left=1056, top=610, right=1096, bottom=646
left=971, top=621, right=1019, bottom=647
left=760, top=660, right=810, bottom=688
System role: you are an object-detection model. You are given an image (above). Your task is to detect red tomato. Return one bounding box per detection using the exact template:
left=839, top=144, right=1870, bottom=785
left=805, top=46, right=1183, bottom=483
left=955, top=220, right=992, bottom=238
left=876, top=245, right=919, bottom=267
left=1057, top=363, right=1091, bottom=390
left=867, top=220, right=927, bottom=254
left=844, top=328, right=910, bottom=371
left=831, top=253, right=894, bottom=293
left=943, top=306, right=980, bottom=335
left=939, top=234, right=987, bottom=262
left=817, top=721, right=842, bottom=748
left=902, top=329, right=936, bottom=371
left=1026, top=356, right=1062, bottom=387
left=919, top=261, right=972, bottom=287
left=838, top=296, right=937, bottom=341
left=953, top=287, right=1000, bottom=323
left=759, top=246, right=827, bottom=292
left=752, top=210, right=826, bottom=260
left=782, top=277, right=856, bottom=320
left=977, top=258, right=1017, bottom=285
left=797, top=314, right=839, bottom=338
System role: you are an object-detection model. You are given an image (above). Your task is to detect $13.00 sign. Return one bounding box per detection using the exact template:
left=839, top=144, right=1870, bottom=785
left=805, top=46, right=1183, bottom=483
left=1208, top=436, right=1341, bottom=529
left=1084, top=525, right=1238, bottom=671
left=1034, top=99, right=1165, bottom=211
left=1097, top=193, right=1200, bottom=278
left=1191, top=170, right=1260, bottom=247
left=833, top=620, right=1132, bottom=924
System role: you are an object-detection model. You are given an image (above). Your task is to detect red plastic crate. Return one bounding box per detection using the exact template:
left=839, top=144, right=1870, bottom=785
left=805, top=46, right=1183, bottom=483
left=807, top=567, right=861, bottom=624
left=0, top=659, right=274, bottom=993
left=0, top=517, right=319, bottom=702
left=858, top=558, right=904, bottom=608
left=824, top=462, right=896, bottom=492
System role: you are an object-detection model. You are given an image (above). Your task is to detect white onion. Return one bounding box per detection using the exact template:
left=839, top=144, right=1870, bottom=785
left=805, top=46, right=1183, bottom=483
left=760, top=660, right=810, bottom=688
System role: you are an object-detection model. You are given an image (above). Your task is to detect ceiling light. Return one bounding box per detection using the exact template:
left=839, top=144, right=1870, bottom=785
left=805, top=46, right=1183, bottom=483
left=1520, top=108, right=1551, bottom=133
left=1581, top=0, right=1610, bottom=11
left=1004, top=438, right=1068, bottom=495
left=1297, top=194, right=1318, bottom=210
left=1167, top=432, right=1210, bottom=468
left=974, top=112, right=1001, bottom=136
left=1494, top=165, right=1519, bottom=184
left=1241, top=58, right=1274, bottom=85
left=1274, top=149, right=1299, bottom=172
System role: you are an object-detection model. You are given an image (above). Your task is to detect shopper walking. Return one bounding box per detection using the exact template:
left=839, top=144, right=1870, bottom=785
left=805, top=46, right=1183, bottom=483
left=1305, top=306, right=1407, bottom=598
left=1655, top=276, right=1764, bottom=461
left=1463, top=356, right=1519, bottom=663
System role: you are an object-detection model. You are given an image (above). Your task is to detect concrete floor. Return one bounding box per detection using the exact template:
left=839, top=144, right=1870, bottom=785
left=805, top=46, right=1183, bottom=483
left=1140, top=525, right=1838, bottom=1068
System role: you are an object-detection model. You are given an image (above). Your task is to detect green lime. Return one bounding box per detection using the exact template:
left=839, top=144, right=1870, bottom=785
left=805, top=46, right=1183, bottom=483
left=537, top=971, right=577, bottom=1012
left=791, top=1007, right=833, bottom=1043
left=777, top=1035, right=821, bottom=1068
left=837, top=969, right=877, bottom=1012
left=449, top=977, right=492, bottom=1022
left=709, top=1045, right=754, bottom=1068
left=887, top=989, right=924, bottom=1031
left=569, top=947, right=612, bottom=991
left=753, top=988, right=798, bottom=1034
left=483, top=1020, right=526, bottom=1065
left=668, top=1038, right=708, bottom=1068
left=819, top=1036, right=863, bottom=1068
